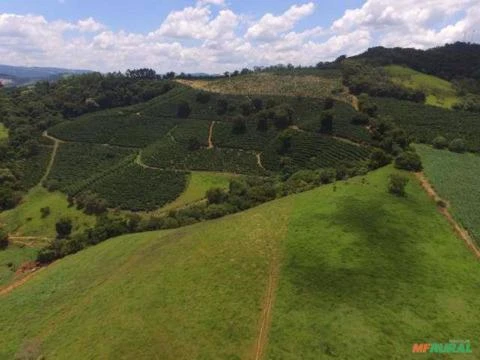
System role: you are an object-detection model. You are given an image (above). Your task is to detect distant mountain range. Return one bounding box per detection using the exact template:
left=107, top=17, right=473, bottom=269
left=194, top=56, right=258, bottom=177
left=0, top=64, right=92, bottom=87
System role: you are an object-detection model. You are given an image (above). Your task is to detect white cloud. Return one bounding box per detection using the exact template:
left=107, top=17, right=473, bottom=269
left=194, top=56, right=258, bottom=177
left=246, top=2, right=315, bottom=40
left=0, top=1, right=478, bottom=73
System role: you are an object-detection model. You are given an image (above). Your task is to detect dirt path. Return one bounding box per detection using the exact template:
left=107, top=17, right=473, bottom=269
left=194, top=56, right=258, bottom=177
left=41, top=131, right=63, bottom=183
left=208, top=121, right=215, bottom=149
left=351, top=94, right=359, bottom=111
left=416, top=172, right=480, bottom=259
left=256, top=153, right=265, bottom=170
left=253, top=256, right=280, bottom=360
left=0, top=266, right=45, bottom=296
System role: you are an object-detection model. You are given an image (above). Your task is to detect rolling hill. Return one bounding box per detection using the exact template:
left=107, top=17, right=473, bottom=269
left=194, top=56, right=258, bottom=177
left=1, top=167, right=479, bottom=359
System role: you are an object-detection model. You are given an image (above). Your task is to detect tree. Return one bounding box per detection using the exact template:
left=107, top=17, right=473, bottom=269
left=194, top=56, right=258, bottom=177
left=394, top=151, right=423, bottom=172
left=369, top=149, right=392, bottom=169
left=449, top=138, right=467, bottom=153
left=319, top=111, right=334, bottom=134
left=217, top=99, right=228, bottom=115
left=196, top=92, right=211, bottom=104
left=232, top=116, right=247, bottom=134
left=432, top=136, right=448, bottom=149
left=324, top=97, right=334, bottom=110
left=351, top=113, right=370, bottom=125
left=388, top=174, right=409, bottom=197
left=273, top=105, right=294, bottom=130
left=252, top=98, right=263, bottom=112
left=0, top=228, right=8, bottom=249
left=206, top=188, right=227, bottom=205
left=256, top=117, right=269, bottom=132
left=188, top=137, right=201, bottom=151
left=177, top=101, right=191, bottom=118
left=56, top=218, right=73, bottom=239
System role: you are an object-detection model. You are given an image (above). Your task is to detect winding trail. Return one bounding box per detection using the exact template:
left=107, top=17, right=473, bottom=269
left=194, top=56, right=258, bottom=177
left=0, top=266, right=46, bottom=296
left=253, top=255, right=280, bottom=360
left=208, top=121, right=215, bottom=149
left=416, top=172, right=480, bottom=259
left=41, top=131, right=63, bottom=184
left=256, top=153, right=265, bottom=171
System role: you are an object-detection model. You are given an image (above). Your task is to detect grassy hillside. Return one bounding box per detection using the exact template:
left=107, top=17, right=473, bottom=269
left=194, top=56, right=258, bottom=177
left=375, top=97, right=480, bottom=152
left=1, top=167, right=479, bottom=359
left=384, top=65, right=459, bottom=108
left=417, top=144, right=480, bottom=244
left=0, top=187, right=96, bottom=239
left=0, top=246, right=38, bottom=287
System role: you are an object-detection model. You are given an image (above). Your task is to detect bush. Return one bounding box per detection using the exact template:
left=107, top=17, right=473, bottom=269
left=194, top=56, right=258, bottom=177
left=177, top=101, right=191, bottom=118
left=324, top=97, right=335, bottom=110
left=252, top=98, right=264, bottom=112
left=319, top=111, right=334, bottom=134
left=206, top=188, right=228, bottom=204
left=232, top=116, right=247, bottom=134
left=0, top=229, right=9, bottom=249
left=388, top=174, right=409, bottom=197
left=217, top=99, right=228, bottom=115
left=273, top=105, right=294, bottom=130
left=369, top=149, right=392, bottom=169
left=449, top=138, right=467, bottom=153
left=394, top=151, right=423, bottom=172
left=40, top=206, right=51, bottom=218
left=432, top=136, right=448, bottom=149
left=205, top=204, right=230, bottom=219
left=56, top=218, right=73, bottom=239
left=195, top=92, right=211, bottom=104
left=351, top=113, right=370, bottom=125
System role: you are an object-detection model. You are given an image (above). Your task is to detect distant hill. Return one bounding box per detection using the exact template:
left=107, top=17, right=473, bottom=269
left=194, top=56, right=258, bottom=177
left=0, top=64, right=92, bottom=87
left=352, top=42, right=480, bottom=81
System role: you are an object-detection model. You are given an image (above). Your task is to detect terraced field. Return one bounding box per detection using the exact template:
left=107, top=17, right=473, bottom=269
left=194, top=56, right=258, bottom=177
left=375, top=97, right=480, bottom=152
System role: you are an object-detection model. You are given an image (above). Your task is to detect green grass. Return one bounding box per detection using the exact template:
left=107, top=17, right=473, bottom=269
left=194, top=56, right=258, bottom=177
left=416, top=144, right=480, bottom=245
left=1, top=167, right=480, bottom=359
left=0, top=186, right=96, bottom=239
left=0, top=246, right=38, bottom=287
left=384, top=65, right=459, bottom=108
left=160, top=171, right=235, bottom=212
left=0, top=122, right=8, bottom=141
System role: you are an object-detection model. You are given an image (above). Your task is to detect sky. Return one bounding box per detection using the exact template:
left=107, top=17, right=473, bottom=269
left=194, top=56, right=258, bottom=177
left=0, top=0, right=479, bottom=73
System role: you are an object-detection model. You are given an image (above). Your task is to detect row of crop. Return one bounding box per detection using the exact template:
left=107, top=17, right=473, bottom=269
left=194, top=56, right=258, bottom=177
left=262, top=132, right=371, bottom=172
left=170, top=119, right=211, bottom=146
left=374, top=97, right=480, bottom=152
left=142, top=135, right=265, bottom=175
left=46, top=143, right=135, bottom=193
left=212, top=120, right=278, bottom=151
left=82, top=163, right=188, bottom=211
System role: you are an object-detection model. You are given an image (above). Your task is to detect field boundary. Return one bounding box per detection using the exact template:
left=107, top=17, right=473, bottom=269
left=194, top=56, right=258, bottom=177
left=416, top=172, right=480, bottom=259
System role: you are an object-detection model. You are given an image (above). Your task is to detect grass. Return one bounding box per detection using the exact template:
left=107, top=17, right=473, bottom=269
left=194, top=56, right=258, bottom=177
left=0, top=186, right=96, bottom=239
left=1, top=167, right=480, bottom=359
left=0, top=245, right=38, bottom=287
left=160, top=171, right=235, bottom=212
left=384, top=65, right=459, bottom=108
left=0, top=122, right=8, bottom=141
left=416, top=144, right=480, bottom=245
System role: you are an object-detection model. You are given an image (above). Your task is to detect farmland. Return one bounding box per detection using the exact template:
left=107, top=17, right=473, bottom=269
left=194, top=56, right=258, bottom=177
left=11, top=145, right=53, bottom=189
left=2, top=167, right=480, bottom=359
left=416, top=144, right=480, bottom=244
left=262, top=131, right=371, bottom=172
left=84, top=164, right=188, bottom=211
left=47, top=143, right=135, bottom=194
left=374, top=97, right=480, bottom=152
left=384, top=65, right=459, bottom=108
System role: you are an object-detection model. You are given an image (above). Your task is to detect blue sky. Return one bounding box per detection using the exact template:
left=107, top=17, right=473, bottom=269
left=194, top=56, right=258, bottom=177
left=0, top=0, right=478, bottom=72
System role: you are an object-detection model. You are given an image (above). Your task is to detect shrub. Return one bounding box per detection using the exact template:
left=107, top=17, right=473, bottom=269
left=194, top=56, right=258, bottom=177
left=324, top=97, right=335, bottom=110
left=40, top=206, right=51, bottom=218
left=232, top=116, right=247, bottom=134
left=273, top=105, right=294, bottom=130
left=394, top=151, right=423, bottom=172
left=56, top=218, right=73, bottom=239
left=206, top=188, right=228, bottom=204
left=432, top=136, right=448, bottom=149
left=195, top=92, right=211, bottom=104
left=449, top=138, right=467, bottom=153
left=252, top=98, right=264, bottom=112
left=217, top=99, right=228, bottom=115
left=177, top=101, right=191, bottom=118
left=388, top=174, right=409, bottom=197
left=351, top=113, right=370, bottom=125
left=205, top=204, right=230, bottom=219
left=319, top=110, right=334, bottom=134
left=369, top=149, right=392, bottom=169
left=0, top=229, right=8, bottom=249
